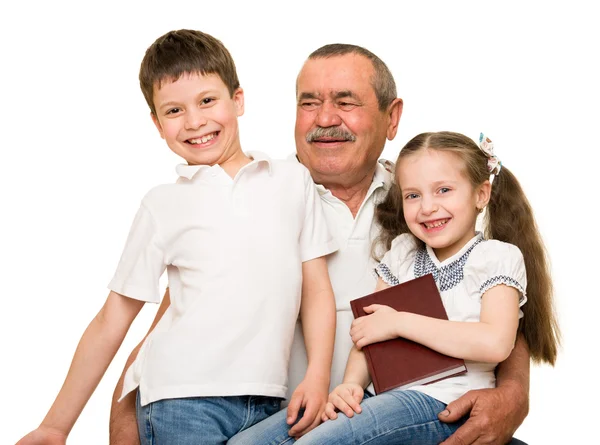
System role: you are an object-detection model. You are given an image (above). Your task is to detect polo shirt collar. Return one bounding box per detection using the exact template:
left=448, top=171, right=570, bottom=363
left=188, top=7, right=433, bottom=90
left=287, top=153, right=392, bottom=196
left=175, top=151, right=273, bottom=180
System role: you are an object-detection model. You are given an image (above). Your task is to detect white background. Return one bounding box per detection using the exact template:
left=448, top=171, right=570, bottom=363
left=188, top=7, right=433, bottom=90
left=2, top=1, right=598, bottom=443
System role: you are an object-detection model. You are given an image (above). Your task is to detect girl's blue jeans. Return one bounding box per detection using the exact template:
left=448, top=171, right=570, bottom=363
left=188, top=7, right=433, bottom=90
left=135, top=391, right=282, bottom=444
left=228, top=389, right=465, bottom=445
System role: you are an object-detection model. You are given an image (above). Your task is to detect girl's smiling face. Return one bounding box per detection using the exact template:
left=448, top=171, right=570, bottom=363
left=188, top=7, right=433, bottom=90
left=398, top=148, right=490, bottom=261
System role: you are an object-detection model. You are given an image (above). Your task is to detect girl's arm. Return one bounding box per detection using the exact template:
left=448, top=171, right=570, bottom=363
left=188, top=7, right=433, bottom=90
left=18, top=291, right=144, bottom=443
left=351, top=278, right=520, bottom=363
left=322, top=345, right=371, bottom=421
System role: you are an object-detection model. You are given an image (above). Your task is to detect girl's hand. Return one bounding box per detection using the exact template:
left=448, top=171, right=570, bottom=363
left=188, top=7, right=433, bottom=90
left=351, top=304, right=401, bottom=349
left=321, top=383, right=364, bottom=421
left=16, top=427, right=66, bottom=445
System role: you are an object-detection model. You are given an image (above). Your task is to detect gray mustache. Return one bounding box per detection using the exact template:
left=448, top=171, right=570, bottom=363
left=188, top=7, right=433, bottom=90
left=306, top=126, right=357, bottom=143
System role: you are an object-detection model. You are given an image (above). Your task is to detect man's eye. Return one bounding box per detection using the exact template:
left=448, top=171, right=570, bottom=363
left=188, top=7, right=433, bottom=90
left=300, top=102, right=318, bottom=110
left=338, top=102, right=356, bottom=111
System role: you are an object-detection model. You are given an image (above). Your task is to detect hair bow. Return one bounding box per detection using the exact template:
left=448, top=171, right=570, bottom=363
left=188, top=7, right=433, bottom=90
left=479, top=133, right=502, bottom=180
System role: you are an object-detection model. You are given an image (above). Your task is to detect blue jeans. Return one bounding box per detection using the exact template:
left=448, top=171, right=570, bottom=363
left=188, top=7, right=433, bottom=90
left=228, top=389, right=465, bottom=444
left=136, top=391, right=282, bottom=444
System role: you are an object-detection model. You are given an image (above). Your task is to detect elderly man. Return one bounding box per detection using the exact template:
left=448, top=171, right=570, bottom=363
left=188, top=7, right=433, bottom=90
left=110, top=44, right=529, bottom=445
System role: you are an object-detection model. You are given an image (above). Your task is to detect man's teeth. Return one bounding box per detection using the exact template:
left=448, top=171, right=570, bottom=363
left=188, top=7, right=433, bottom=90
left=424, top=219, right=449, bottom=229
left=189, top=133, right=216, bottom=144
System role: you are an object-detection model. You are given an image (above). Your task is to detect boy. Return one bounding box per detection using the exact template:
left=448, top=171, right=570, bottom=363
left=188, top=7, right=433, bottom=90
left=17, top=29, right=337, bottom=445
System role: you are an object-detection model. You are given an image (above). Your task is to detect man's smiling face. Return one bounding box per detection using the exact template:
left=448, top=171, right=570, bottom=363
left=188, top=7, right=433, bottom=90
left=294, top=54, right=390, bottom=184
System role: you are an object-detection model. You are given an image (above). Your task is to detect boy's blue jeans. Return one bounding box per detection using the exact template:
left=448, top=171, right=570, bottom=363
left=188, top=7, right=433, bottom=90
left=228, top=389, right=465, bottom=445
left=136, top=391, right=282, bottom=444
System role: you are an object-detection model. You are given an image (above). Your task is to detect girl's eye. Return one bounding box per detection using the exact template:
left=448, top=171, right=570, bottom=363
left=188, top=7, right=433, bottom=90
left=405, top=193, right=419, bottom=200
left=439, top=187, right=450, bottom=194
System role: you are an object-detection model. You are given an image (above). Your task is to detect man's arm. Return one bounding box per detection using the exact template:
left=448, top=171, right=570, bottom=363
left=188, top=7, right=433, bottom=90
left=439, top=334, right=530, bottom=445
left=109, top=289, right=172, bottom=445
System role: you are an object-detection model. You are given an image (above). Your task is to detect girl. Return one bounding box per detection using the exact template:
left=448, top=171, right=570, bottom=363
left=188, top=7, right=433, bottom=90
left=293, top=131, right=560, bottom=444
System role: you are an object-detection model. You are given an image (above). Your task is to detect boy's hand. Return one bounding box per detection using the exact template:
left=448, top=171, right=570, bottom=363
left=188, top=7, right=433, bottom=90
left=351, top=304, right=400, bottom=349
left=322, top=383, right=364, bottom=421
left=286, top=375, right=329, bottom=438
left=16, top=427, right=67, bottom=445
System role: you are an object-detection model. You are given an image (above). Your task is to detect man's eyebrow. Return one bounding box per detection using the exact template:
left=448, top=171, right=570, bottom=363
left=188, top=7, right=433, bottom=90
left=298, top=92, right=321, bottom=101
left=333, top=90, right=358, bottom=100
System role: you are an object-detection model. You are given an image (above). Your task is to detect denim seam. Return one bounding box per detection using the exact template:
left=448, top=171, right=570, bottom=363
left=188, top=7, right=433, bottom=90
left=361, top=419, right=447, bottom=444
left=146, top=400, right=155, bottom=445
left=239, top=396, right=253, bottom=433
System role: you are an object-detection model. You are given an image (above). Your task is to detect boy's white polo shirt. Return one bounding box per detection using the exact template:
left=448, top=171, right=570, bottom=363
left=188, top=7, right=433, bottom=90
left=109, top=151, right=338, bottom=406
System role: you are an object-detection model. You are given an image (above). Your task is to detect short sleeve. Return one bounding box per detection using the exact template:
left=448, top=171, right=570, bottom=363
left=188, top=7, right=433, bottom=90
left=107, top=202, right=166, bottom=303
left=298, top=167, right=338, bottom=262
left=464, top=240, right=527, bottom=307
left=375, top=233, right=418, bottom=286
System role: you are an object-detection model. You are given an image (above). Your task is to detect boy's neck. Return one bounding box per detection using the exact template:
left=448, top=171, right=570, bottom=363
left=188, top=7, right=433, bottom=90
left=215, top=148, right=253, bottom=179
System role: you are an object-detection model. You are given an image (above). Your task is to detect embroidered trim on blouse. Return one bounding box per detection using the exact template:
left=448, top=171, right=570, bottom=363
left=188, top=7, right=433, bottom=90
left=375, top=263, right=400, bottom=286
left=414, top=238, right=483, bottom=291
left=480, top=275, right=527, bottom=300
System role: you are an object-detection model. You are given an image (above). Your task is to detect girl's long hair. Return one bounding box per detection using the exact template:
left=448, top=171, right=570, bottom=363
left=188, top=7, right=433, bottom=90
left=375, top=132, right=560, bottom=364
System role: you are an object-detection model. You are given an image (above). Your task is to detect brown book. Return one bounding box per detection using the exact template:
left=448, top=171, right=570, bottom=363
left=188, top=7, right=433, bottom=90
left=350, top=273, right=467, bottom=394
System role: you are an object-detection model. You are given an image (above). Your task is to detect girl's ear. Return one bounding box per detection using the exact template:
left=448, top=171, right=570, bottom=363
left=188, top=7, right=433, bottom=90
left=476, top=180, right=492, bottom=210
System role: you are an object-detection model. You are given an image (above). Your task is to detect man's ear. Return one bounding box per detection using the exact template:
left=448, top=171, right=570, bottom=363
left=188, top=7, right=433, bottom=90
left=151, top=112, right=165, bottom=139
left=386, top=98, right=403, bottom=141
left=233, top=87, right=245, bottom=117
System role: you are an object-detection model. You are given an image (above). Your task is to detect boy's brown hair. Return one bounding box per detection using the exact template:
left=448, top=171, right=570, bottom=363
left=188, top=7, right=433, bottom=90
left=139, top=29, right=240, bottom=116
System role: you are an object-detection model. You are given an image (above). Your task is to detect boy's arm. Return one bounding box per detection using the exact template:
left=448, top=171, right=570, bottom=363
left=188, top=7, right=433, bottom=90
left=17, top=291, right=144, bottom=444
left=109, top=288, right=172, bottom=445
left=287, top=256, right=335, bottom=438
left=439, top=334, right=530, bottom=445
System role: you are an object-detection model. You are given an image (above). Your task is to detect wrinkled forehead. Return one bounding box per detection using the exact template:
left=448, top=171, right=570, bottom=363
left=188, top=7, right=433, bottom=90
left=296, top=55, right=375, bottom=99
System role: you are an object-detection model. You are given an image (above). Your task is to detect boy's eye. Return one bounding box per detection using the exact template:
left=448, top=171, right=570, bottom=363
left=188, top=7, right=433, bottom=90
left=166, top=107, right=181, bottom=115
left=201, top=97, right=214, bottom=105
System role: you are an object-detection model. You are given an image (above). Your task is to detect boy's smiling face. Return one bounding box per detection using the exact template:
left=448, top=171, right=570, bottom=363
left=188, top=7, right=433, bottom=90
left=151, top=72, right=245, bottom=166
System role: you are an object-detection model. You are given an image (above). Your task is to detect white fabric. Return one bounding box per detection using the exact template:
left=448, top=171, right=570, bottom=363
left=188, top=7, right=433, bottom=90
left=110, top=151, right=338, bottom=406
left=374, top=232, right=527, bottom=403
left=286, top=159, right=392, bottom=400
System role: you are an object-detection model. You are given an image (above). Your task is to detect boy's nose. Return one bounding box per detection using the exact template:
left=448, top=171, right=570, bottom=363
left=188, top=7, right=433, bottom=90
left=184, top=110, right=207, bottom=130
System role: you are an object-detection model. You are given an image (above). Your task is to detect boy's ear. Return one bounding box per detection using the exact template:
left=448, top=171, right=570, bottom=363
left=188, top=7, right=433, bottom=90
left=151, top=112, right=165, bottom=139
left=233, top=87, right=244, bottom=117
left=477, top=180, right=492, bottom=209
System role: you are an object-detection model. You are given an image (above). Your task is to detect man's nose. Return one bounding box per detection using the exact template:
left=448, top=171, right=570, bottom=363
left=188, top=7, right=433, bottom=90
left=184, top=108, right=207, bottom=130
left=315, top=101, right=342, bottom=128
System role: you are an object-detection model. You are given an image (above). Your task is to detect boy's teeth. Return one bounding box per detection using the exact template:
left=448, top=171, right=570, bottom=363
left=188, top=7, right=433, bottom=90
left=189, top=133, right=216, bottom=144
